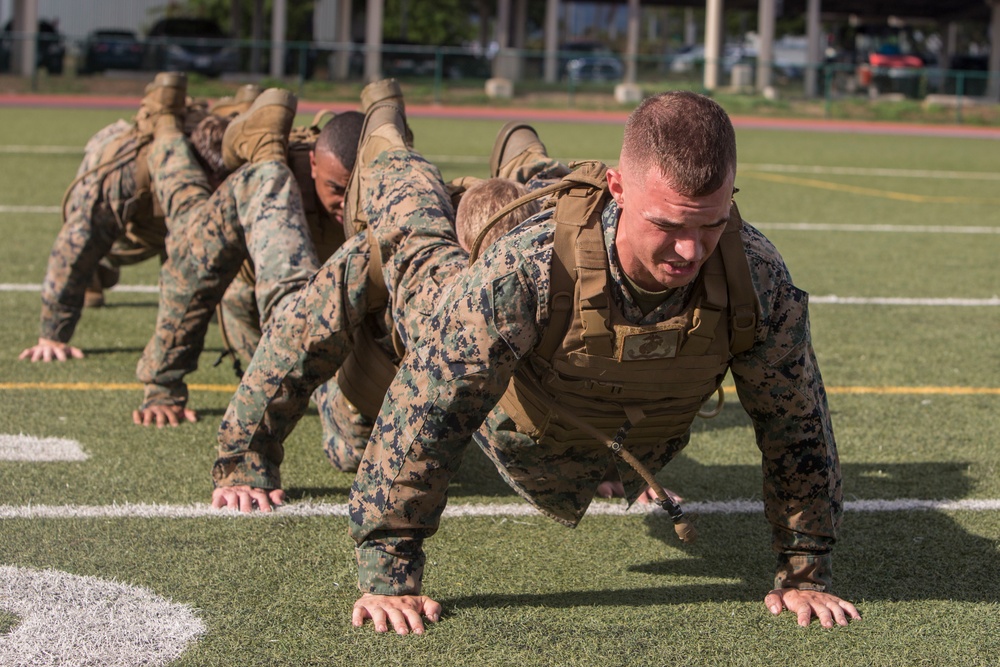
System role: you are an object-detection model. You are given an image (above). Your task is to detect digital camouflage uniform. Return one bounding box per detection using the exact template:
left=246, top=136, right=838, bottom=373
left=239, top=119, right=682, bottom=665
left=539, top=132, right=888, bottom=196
left=136, top=132, right=336, bottom=409
left=348, top=147, right=842, bottom=598
left=212, top=148, right=567, bottom=486
left=39, top=120, right=153, bottom=343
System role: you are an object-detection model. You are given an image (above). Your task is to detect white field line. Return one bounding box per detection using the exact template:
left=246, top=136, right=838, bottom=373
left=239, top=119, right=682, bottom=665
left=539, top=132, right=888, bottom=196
left=0, top=498, right=997, bottom=521
left=3, top=143, right=999, bottom=183
left=753, top=222, right=1000, bottom=234
left=809, top=296, right=1000, bottom=306
left=3, top=282, right=996, bottom=306
left=742, top=163, right=1000, bottom=181
left=0, top=434, right=88, bottom=461
left=0, top=566, right=205, bottom=666
left=0, top=205, right=60, bottom=214
left=0, top=283, right=159, bottom=293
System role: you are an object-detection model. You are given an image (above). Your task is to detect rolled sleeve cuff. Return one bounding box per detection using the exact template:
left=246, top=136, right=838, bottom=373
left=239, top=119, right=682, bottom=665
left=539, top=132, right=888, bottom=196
left=774, top=552, right=833, bottom=592
left=356, top=546, right=425, bottom=596
left=211, top=451, right=281, bottom=490
left=141, top=381, right=188, bottom=409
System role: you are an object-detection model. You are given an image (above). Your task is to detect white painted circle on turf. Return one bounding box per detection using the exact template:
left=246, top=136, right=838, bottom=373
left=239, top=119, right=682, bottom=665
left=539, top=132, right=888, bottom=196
left=0, top=566, right=205, bottom=666
left=0, top=434, right=88, bottom=461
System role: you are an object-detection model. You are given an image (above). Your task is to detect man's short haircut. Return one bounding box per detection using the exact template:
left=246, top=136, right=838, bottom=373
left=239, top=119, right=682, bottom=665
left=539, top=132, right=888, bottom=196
left=456, top=178, right=539, bottom=254
left=315, top=110, right=364, bottom=172
left=190, top=114, right=229, bottom=180
left=620, top=90, right=736, bottom=196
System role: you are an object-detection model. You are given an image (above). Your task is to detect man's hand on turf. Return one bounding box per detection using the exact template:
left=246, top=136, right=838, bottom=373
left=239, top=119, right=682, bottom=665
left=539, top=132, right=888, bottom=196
left=352, top=593, right=442, bottom=635
left=19, top=337, right=84, bottom=362
left=132, top=404, right=198, bottom=427
left=765, top=588, right=861, bottom=628
left=211, top=485, right=285, bottom=513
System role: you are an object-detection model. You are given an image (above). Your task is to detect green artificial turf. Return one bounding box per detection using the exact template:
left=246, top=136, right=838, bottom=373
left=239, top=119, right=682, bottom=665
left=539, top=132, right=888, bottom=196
left=0, top=103, right=997, bottom=666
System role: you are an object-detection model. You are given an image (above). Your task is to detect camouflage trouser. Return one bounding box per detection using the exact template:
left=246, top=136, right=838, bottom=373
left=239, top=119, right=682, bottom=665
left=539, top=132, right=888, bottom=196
left=217, top=271, right=261, bottom=369
left=137, top=134, right=319, bottom=408
left=314, top=379, right=374, bottom=472
left=505, top=154, right=572, bottom=193
left=213, top=233, right=373, bottom=489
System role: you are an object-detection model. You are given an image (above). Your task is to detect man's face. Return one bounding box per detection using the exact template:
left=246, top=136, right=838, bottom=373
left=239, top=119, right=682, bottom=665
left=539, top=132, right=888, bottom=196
left=607, top=163, right=734, bottom=291
left=310, top=147, right=351, bottom=225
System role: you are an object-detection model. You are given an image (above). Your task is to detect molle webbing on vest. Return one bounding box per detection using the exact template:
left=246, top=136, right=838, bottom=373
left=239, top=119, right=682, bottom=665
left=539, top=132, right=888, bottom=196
left=336, top=318, right=401, bottom=419
left=498, top=184, right=759, bottom=458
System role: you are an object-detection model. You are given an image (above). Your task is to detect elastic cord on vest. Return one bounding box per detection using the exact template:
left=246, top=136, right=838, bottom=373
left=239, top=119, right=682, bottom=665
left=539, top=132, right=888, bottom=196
left=550, top=405, right=697, bottom=543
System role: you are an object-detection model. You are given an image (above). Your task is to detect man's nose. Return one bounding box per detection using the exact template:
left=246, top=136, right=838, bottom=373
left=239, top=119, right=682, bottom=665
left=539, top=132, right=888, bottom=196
left=673, top=232, right=703, bottom=261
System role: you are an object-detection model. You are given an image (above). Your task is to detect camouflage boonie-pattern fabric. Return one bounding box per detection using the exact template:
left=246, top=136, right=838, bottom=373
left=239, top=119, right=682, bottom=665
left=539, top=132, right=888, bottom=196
left=349, top=149, right=841, bottom=597
left=212, top=147, right=568, bottom=488
left=211, top=152, right=461, bottom=487
left=40, top=120, right=145, bottom=342
left=217, top=272, right=261, bottom=366
left=213, top=232, right=375, bottom=488
left=137, top=134, right=319, bottom=408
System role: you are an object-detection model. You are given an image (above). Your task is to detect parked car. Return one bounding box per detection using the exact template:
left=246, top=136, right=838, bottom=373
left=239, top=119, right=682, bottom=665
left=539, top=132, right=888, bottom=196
left=79, top=29, right=143, bottom=74
left=0, top=18, right=65, bottom=74
left=558, top=40, right=621, bottom=80
left=355, top=39, right=489, bottom=80
left=143, top=17, right=239, bottom=77
left=565, top=54, right=623, bottom=83
left=665, top=43, right=746, bottom=74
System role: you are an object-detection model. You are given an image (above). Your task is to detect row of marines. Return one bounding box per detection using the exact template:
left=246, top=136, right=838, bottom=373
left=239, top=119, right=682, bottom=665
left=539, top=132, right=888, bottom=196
left=20, top=72, right=859, bottom=633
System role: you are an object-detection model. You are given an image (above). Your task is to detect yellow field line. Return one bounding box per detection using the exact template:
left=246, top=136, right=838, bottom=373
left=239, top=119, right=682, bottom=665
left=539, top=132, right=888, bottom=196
left=741, top=171, right=1000, bottom=205
left=1, top=382, right=998, bottom=396
left=0, top=382, right=239, bottom=392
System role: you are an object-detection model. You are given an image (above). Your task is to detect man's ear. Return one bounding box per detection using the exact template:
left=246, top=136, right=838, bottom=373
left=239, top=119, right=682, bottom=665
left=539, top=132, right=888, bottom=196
left=309, top=150, right=317, bottom=178
left=606, top=167, right=625, bottom=207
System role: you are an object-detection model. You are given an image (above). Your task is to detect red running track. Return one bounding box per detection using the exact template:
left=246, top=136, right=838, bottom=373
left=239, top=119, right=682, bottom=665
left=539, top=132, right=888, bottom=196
left=2, top=91, right=998, bottom=140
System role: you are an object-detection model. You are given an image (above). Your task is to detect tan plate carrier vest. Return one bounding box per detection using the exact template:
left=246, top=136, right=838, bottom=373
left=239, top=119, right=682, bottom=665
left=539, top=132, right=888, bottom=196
left=335, top=161, right=759, bottom=444
left=492, top=161, right=759, bottom=455
left=61, top=103, right=215, bottom=261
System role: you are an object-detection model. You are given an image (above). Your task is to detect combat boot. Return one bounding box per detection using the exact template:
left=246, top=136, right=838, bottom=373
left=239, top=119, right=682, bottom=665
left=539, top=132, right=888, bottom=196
left=221, top=88, right=298, bottom=170
left=342, top=79, right=410, bottom=236
left=209, top=84, right=263, bottom=119
left=489, top=121, right=548, bottom=180
left=135, top=71, right=188, bottom=138
left=359, top=78, right=413, bottom=147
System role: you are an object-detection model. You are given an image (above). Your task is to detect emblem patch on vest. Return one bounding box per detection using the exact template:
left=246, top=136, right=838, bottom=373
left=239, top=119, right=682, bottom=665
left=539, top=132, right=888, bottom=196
left=616, top=329, right=680, bottom=360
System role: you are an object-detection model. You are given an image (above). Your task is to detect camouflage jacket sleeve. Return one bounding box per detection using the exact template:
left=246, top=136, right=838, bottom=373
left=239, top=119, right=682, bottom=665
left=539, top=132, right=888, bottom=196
left=213, top=234, right=372, bottom=489
left=350, top=225, right=549, bottom=595
left=39, top=188, right=121, bottom=343
left=729, top=224, right=842, bottom=592
left=40, top=135, right=139, bottom=343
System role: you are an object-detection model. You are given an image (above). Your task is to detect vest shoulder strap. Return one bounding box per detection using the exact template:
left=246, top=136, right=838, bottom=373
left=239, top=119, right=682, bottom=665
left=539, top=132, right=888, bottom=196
left=538, top=161, right=612, bottom=359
